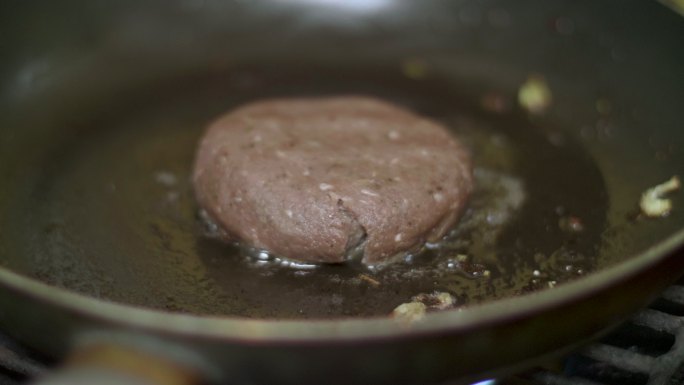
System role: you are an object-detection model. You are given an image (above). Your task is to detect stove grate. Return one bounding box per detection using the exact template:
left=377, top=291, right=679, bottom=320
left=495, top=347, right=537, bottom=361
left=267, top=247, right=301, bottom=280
left=524, top=281, right=684, bottom=385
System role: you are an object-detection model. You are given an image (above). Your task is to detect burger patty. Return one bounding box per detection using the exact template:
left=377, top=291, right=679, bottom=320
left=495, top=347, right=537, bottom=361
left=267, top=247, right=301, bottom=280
left=193, top=96, right=473, bottom=265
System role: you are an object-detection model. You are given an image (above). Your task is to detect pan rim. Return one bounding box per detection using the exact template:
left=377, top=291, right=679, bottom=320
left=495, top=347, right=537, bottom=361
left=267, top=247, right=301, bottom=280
left=0, top=228, right=682, bottom=342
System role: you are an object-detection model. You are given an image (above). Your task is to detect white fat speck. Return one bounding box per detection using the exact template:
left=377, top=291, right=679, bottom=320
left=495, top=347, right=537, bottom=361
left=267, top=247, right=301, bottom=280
left=518, top=75, right=552, bottom=114
left=253, top=135, right=262, bottom=142
left=257, top=251, right=269, bottom=260
left=361, top=189, right=380, bottom=197
left=390, top=157, right=400, bottom=165
left=533, top=270, right=541, bottom=277
left=640, top=176, right=680, bottom=217
left=234, top=196, right=243, bottom=203
left=285, top=209, right=293, bottom=218
left=394, top=233, right=403, bottom=242
left=420, top=149, right=429, bottom=156
left=392, top=302, right=426, bottom=323
left=433, top=192, right=444, bottom=202
left=319, top=183, right=334, bottom=191
left=388, top=130, right=400, bottom=140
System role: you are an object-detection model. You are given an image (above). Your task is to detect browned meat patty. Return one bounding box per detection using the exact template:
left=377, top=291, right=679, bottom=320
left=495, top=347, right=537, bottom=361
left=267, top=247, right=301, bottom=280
left=193, top=96, right=473, bottom=265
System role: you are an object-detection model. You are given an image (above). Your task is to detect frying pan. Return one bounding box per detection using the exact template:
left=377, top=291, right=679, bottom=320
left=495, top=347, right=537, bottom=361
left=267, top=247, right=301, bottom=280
left=0, top=0, right=683, bottom=384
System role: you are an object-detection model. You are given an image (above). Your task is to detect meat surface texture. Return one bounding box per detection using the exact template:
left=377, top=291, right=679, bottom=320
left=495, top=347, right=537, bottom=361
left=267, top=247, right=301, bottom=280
left=193, top=96, right=473, bottom=265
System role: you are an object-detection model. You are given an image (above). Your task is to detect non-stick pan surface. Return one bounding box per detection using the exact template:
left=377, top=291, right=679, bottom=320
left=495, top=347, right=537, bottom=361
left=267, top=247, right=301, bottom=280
left=1, top=65, right=613, bottom=318
left=0, top=1, right=682, bottom=384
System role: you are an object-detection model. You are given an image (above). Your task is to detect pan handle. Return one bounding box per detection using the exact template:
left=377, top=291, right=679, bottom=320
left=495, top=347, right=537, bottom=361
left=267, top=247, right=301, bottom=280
left=31, top=343, right=202, bottom=385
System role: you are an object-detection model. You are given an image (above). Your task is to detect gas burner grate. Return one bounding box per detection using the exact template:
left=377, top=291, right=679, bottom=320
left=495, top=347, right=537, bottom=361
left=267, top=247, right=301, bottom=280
left=522, top=282, right=684, bottom=385
left=0, top=333, right=45, bottom=385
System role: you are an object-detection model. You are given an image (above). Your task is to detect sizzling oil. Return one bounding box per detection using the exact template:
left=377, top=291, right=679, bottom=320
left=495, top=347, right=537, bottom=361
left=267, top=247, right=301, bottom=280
left=5, top=66, right=607, bottom=318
